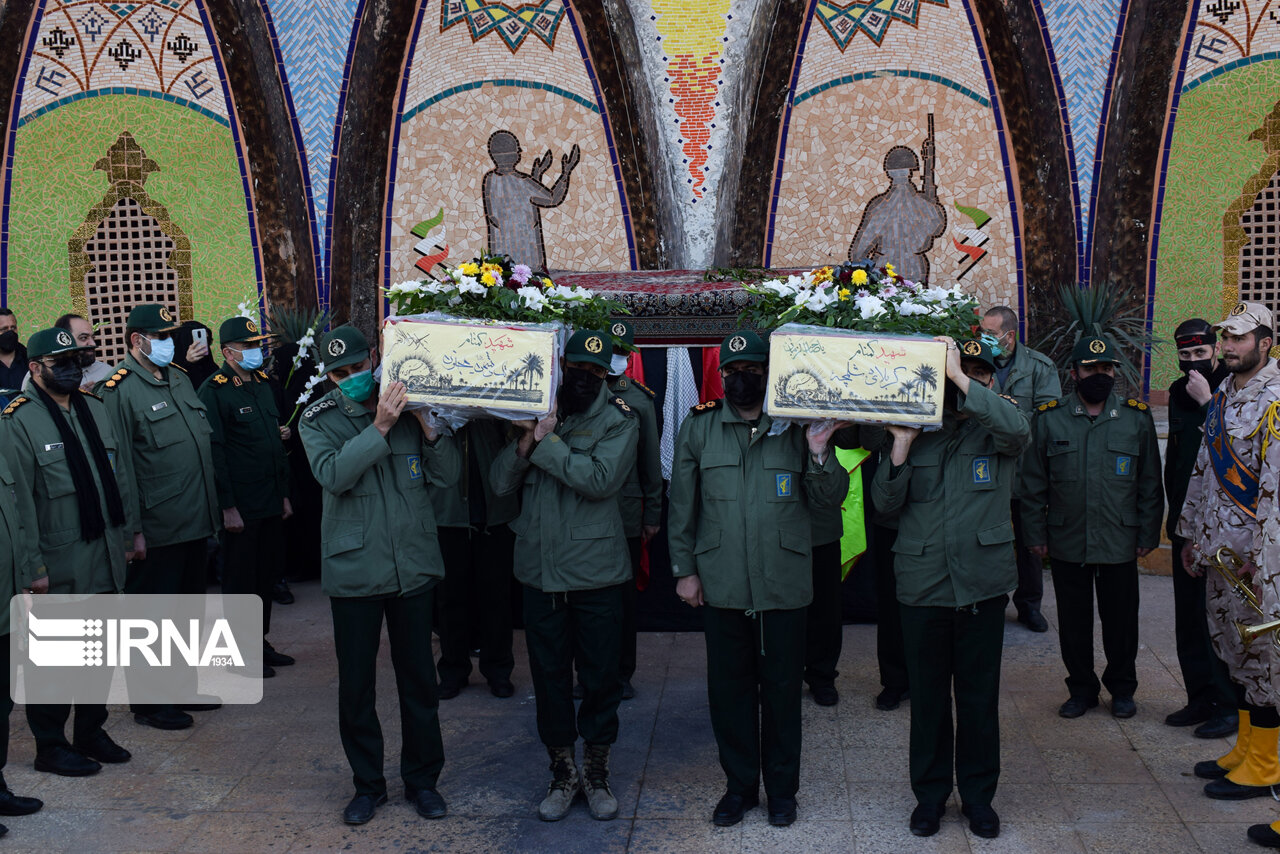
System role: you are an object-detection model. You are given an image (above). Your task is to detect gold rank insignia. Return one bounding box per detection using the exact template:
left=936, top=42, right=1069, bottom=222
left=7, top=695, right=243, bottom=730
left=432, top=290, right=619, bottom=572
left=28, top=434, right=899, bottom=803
left=1, top=397, right=28, bottom=417
left=609, top=396, right=635, bottom=417
left=103, top=367, right=130, bottom=390
left=1125, top=398, right=1149, bottom=411
left=690, top=399, right=721, bottom=415
left=999, top=394, right=1019, bottom=406
left=1036, top=399, right=1059, bottom=412
left=213, top=374, right=228, bottom=385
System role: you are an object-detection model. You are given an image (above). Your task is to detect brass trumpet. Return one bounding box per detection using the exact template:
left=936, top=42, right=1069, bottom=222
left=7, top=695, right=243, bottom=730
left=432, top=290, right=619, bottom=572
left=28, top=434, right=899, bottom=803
left=1209, top=547, right=1280, bottom=650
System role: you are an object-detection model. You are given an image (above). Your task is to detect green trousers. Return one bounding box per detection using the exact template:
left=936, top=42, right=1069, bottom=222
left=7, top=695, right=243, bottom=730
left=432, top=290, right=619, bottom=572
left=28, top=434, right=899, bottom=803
left=330, top=586, right=444, bottom=797
left=900, top=595, right=1006, bottom=808
left=704, top=606, right=805, bottom=800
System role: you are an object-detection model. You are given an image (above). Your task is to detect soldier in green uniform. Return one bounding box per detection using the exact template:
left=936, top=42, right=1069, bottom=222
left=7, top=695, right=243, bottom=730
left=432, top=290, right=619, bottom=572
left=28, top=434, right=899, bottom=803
left=98, top=304, right=220, bottom=731
left=872, top=337, right=1030, bottom=840
left=668, top=330, right=848, bottom=828
left=2, top=328, right=134, bottom=776
left=197, top=316, right=294, bottom=678
left=299, top=326, right=459, bottom=826
left=490, top=329, right=639, bottom=823
left=606, top=319, right=661, bottom=699
left=431, top=418, right=519, bottom=699
left=1019, top=335, right=1163, bottom=720
left=0, top=439, right=46, bottom=835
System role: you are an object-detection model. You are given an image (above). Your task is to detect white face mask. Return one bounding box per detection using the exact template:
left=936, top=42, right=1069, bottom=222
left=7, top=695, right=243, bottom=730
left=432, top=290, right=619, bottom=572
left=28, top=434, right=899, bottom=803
left=610, top=353, right=630, bottom=376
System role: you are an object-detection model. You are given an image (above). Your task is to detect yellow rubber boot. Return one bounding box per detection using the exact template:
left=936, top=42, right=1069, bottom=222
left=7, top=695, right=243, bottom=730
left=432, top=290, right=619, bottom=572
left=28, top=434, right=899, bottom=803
left=1194, top=710, right=1250, bottom=779
left=1205, top=724, right=1280, bottom=799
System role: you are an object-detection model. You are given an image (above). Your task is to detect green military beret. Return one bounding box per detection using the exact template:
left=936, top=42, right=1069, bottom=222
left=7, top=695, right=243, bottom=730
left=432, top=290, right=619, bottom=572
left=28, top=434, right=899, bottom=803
left=219, top=315, right=271, bottom=347
left=609, top=319, right=637, bottom=353
left=126, top=303, right=183, bottom=334
left=564, top=329, right=612, bottom=371
left=1070, top=335, right=1120, bottom=366
left=958, top=338, right=996, bottom=371
left=720, top=329, right=768, bottom=367
left=319, top=326, right=370, bottom=372
left=27, top=327, right=92, bottom=360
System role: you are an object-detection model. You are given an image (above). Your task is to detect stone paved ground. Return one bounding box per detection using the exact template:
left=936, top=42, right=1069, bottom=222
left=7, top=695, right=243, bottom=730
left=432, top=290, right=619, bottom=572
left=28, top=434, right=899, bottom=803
left=0, top=571, right=1271, bottom=853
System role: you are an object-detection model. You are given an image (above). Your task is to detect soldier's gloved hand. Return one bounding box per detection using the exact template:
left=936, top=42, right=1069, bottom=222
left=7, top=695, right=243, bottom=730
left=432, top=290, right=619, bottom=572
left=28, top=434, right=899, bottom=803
left=223, top=507, right=245, bottom=534
left=676, top=575, right=704, bottom=607
left=374, top=382, right=408, bottom=436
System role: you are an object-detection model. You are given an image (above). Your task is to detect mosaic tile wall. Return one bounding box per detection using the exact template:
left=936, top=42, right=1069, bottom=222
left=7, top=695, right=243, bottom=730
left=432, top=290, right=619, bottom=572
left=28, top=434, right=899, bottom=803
left=3, top=0, right=261, bottom=340
left=1151, top=4, right=1280, bottom=391
left=768, top=0, right=1019, bottom=310
left=385, top=0, right=632, bottom=282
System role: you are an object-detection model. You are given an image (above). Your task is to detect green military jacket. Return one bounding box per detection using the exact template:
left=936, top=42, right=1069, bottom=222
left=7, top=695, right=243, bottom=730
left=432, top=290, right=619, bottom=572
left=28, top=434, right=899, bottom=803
left=668, top=400, right=849, bottom=611
left=994, top=344, right=1062, bottom=417
left=490, top=386, right=639, bottom=592
left=609, top=376, right=662, bottom=538
left=97, top=354, right=219, bottom=547
left=871, top=383, right=1031, bottom=608
left=1, top=386, right=130, bottom=594
left=0, top=445, right=46, bottom=633
left=300, top=388, right=459, bottom=598
left=197, top=363, right=290, bottom=521
left=1019, top=392, right=1163, bottom=564
left=428, top=419, right=519, bottom=529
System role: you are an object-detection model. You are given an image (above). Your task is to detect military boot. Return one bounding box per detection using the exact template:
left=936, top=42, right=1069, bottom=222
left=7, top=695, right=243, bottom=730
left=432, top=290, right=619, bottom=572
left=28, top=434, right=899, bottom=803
left=582, top=743, right=618, bottom=820
left=538, top=745, right=579, bottom=821
left=1195, top=709, right=1250, bottom=779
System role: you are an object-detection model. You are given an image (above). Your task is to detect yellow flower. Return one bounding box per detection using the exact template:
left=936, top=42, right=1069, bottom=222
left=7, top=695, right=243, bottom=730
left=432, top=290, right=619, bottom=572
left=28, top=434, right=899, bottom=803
left=481, top=262, right=502, bottom=275
left=885, top=263, right=896, bottom=276
left=851, top=269, right=868, bottom=286
left=813, top=266, right=833, bottom=284
left=838, top=288, right=851, bottom=301
left=459, top=262, right=480, bottom=276
left=540, top=276, right=555, bottom=288
left=481, top=272, right=497, bottom=287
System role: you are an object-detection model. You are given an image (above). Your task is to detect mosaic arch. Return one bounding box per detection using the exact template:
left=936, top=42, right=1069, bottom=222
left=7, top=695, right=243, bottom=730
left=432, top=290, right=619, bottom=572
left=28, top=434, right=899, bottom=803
left=765, top=0, right=1021, bottom=313
left=2, top=0, right=262, bottom=345
left=1150, top=0, right=1280, bottom=391
left=382, top=0, right=634, bottom=293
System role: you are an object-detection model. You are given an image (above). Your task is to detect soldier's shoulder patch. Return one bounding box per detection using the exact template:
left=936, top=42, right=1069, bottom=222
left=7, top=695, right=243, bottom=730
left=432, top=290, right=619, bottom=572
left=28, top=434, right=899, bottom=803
left=102, top=367, right=131, bottom=391
left=689, top=399, right=721, bottom=415
left=999, top=393, right=1019, bottom=407
left=609, top=396, right=636, bottom=418
left=302, top=398, right=337, bottom=421
left=255, top=370, right=269, bottom=382
left=78, top=388, right=101, bottom=401
left=1125, top=398, right=1151, bottom=412
left=631, top=380, right=655, bottom=399
left=1036, top=399, right=1060, bottom=413
left=1, top=396, right=29, bottom=418
left=211, top=374, right=229, bottom=385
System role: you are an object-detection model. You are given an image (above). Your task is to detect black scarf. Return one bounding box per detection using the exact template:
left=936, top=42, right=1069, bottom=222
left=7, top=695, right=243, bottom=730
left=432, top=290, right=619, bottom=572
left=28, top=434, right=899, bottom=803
left=30, top=383, right=126, bottom=542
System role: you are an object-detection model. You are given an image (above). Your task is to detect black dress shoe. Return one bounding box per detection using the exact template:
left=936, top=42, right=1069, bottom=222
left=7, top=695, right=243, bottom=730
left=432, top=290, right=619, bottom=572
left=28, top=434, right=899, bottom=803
left=0, top=787, right=42, bottom=816
left=405, top=785, right=447, bottom=819
left=263, top=643, right=295, bottom=667
left=810, top=684, right=839, bottom=707
left=1194, top=758, right=1231, bottom=779
left=34, top=745, right=101, bottom=777
left=1195, top=713, right=1238, bottom=739
left=1019, top=610, right=1049, bottom=632
left=712, top=791, right=759, bottom=826
left=73, top=731, right=131, bottom=764
left=134, top=708, right=194, bottom=730
left=1204, top=777, right=1279, bottom=799
left=1248, top=822, right=1280, bottom=848
left=489, top=679, right=515, bottom=699
left=876, top=687, right=908, bottom=711
left=1111, top=697, right=1137, bottom=719
left=1058, top=696, right=1099, bottom=718
left=438, top=678, right=465, bottom=700
left=767, top=796, right=797, bottom=827
left=962, top=803, right=999, bottom=838
left=1165, top=702, right=1212, bottom=727
left=263, top=663, right=276, bottom=679
left=621, top=680, right=636, bottom=700
left=909, top=802, right=945, bottom=837
left=342, top=792, right=387, bottom=825
left=272, top=580, right=294, bottom=605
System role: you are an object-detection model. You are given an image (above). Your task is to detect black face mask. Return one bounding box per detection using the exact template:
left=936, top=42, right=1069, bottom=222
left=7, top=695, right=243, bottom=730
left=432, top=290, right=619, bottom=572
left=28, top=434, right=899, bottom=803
left=724, top=371, right=766, bottom=409
left=42, top=362, right=83, bottom=395
left=75, top=348, right=96, bottom=369
left=0, top=331, right=17, bottom=354
left=1076, top=373, right=1115, bottom=404
left=559, top=367, right=604, bottom=415
left=1179, top=358, right=1214, bottom=377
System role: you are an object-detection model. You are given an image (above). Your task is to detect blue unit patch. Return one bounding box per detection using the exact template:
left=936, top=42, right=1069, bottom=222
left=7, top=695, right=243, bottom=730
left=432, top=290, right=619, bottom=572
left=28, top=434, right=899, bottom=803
left=408, top=455, right=422, bottom=480
left=1116, top=456, right=1132, bottom=476
left=973, top=457, right=991, bottom=484
left=107, top=451, right=116, bottom=473
left=776, top=473, right=792, bottom=497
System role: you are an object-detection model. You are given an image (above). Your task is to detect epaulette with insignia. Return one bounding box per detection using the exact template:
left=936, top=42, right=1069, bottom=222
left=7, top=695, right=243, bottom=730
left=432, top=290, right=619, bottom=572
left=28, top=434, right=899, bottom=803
left=609, top=396, right=636, bottom=417
left=256, top=370, right=269, bottom=381
left=302, top=399, right=337, bottom=421
left=631, top=380, right=655, bottom=399
left=1, top=396, right=29, bottom=418
left=689, top=399, right=721, bottom=416
left=999, top=393, right=1019, bottom=407
left=1036, top=399, right=1061, bottom=413
left=170, top=363, right=188, bottom=374
left=102, top=367, right=130, bottom=392
left=212, top=374, right=229, bottom=385
left=1125, top=398, right=1150, bottom=412
left=78, top=388, right=101, bottom=401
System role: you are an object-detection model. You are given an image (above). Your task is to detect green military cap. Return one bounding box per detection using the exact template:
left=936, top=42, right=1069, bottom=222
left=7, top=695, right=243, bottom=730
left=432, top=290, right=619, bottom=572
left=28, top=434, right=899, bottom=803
left=609, top=319, right=637, bottom=353
left=1070, top=335, right=1120, bottom=366
left=957, top=338, right=996, bottom=371
left=126, top=303, right=183, bottom=334
left=564, top=329, right=612, bottom=371
left=720, top=329, right=768, bottom=367
left=319, top=326, right=370, bottom=372
left=219, top=315, right=271, bottom=347
left=27, top=327, right=91, bottom=360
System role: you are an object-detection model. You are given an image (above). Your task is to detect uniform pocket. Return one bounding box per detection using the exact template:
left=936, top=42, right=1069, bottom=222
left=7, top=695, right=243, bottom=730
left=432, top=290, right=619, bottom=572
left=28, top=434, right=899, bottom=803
left=35, top=447, right=76, bottom=498
left=139, top=473, right=185, bottom=509
left=907, top=451, right=940, bottom=502
left=892, top=535, right=926, bottom=556
left=694, top=529, right=721, bottom=555
left=1046, top=442, right=1079, bottom=481
left=976, top=522, right=1015, bottom=546
left=699, top=452, right=739, bottom=500
left=143, top=404, right=185, bottom=448
left=322, top=524, right=364, bottom=557
left=779, top=527, right=810, bottom=556
left=1106, top=438, right=1139, bottom=479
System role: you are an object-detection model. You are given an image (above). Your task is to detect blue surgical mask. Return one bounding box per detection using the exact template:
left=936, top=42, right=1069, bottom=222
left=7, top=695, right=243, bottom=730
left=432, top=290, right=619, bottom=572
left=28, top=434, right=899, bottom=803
left=980, top=332, right=1003, bottom=358
left=237, top=347, right=264, bottom=371
left=610, top=353, right=629, bottom=376
left=338, top=369, right=375, bottom=403
left=146, top=336, right=175, bottom=368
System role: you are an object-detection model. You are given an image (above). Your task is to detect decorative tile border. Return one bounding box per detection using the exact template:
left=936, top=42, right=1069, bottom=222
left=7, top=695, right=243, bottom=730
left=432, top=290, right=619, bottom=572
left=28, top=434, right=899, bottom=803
left=791, top=68, right=991, bottom=108
left=16, top=85, right=229, bottom=127
left=400, top=78, right=600, bottom=124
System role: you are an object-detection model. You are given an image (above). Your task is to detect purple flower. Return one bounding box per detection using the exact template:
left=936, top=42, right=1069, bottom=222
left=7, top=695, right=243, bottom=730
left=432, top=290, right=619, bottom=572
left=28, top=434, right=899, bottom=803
left=512, top=264, right=533, bottom=285
left=881, top=283, right=898, bottom=298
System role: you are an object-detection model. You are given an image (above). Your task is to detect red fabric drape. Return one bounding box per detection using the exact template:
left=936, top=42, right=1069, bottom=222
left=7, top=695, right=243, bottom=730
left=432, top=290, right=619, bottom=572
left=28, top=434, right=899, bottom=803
left=700, top=347, right=723, bottom=402
left=625, top=349, right=650, bottom=590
